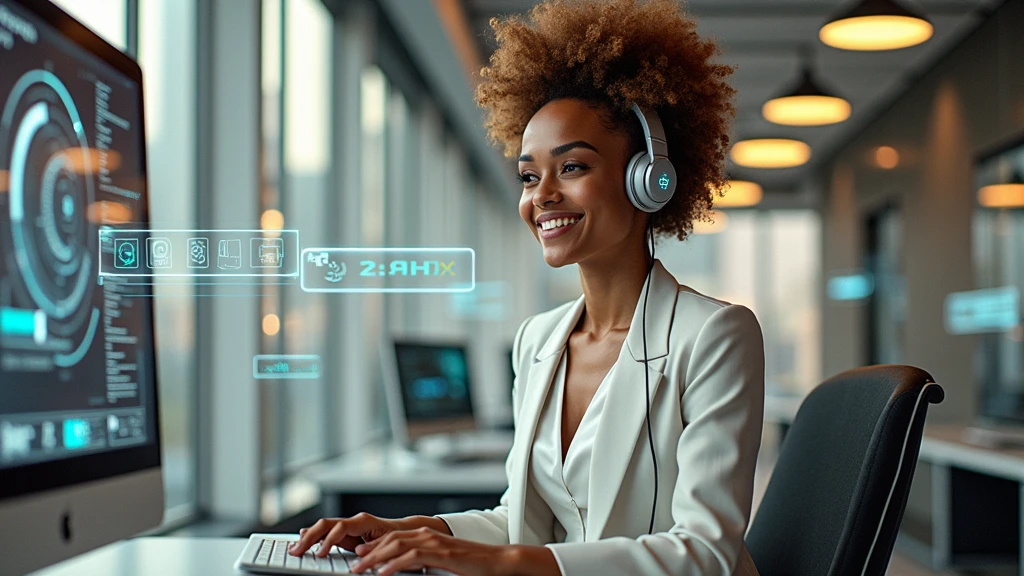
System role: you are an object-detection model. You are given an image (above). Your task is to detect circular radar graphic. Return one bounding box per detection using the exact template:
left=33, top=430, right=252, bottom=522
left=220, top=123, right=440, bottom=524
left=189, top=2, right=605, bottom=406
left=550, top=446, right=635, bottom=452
left=1, top=70, right=99, bottom=364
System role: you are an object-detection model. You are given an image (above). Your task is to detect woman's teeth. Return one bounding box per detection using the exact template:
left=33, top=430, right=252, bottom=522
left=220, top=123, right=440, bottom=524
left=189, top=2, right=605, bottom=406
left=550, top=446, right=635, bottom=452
left=540, top=217, right=580, bottom=231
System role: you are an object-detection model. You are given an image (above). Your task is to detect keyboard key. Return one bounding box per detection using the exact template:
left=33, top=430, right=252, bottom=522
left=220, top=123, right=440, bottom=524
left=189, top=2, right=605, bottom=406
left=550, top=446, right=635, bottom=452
left=328, top=555, right=346, bottom=573
left=270, top=540, right=288, bottom=566
left=254, top=539, right=272, bottom=565
left=305, top=552, right=328, bottom=572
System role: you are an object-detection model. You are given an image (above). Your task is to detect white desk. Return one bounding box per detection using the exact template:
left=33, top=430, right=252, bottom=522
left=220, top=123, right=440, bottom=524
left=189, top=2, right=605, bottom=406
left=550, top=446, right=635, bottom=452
left=897, top=424, right=1024, bottom=576
left=919, top=423, right=1024, bottom=480
left=306, top=444, right=508, bottom=518
left=30, top=537, right=249, bottom=576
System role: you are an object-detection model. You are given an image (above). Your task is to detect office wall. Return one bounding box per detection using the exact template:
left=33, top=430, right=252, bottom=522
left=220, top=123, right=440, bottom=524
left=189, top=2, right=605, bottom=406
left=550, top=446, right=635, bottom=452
left=820, top=0, right=1024, bottom=421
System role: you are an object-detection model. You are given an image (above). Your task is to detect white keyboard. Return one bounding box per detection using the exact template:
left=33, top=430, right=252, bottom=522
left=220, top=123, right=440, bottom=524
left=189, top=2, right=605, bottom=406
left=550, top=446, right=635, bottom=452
left=234, top=534, right=457, bottom=575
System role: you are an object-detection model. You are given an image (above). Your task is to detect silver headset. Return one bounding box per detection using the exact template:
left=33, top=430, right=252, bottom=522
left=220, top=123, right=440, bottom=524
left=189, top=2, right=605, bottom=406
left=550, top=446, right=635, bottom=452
left=625, top=102, right=677, bottom=213
left=626, top=102, right=675, bottom=534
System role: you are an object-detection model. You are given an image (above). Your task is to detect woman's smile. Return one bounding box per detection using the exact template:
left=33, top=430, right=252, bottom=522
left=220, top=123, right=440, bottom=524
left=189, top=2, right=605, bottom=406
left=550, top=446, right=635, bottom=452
left=537, top=213, right=585, bottom=240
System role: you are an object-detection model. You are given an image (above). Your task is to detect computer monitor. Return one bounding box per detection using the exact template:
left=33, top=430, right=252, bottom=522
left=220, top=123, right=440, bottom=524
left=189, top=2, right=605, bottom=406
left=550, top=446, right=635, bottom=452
left=383, top=340, right=476, bottom=447
left=0, top=0, right=162, bottom=573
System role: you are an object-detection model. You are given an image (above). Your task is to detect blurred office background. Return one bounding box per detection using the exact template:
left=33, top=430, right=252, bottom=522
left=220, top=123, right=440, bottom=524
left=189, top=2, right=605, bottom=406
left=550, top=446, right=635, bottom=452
left=46, top=0, right=1024, bottom=573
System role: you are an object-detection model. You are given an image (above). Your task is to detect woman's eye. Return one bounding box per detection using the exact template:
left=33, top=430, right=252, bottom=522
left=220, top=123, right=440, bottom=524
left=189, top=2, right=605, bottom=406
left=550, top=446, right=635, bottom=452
left=518, top=164, right=586, bottom=183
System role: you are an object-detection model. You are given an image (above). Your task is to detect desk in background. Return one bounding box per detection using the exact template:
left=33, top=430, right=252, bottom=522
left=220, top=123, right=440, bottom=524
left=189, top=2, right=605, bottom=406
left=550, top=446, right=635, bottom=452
left=897, top=423, right=1024, bottom=576
left=306, top=444, right=508, bottom=519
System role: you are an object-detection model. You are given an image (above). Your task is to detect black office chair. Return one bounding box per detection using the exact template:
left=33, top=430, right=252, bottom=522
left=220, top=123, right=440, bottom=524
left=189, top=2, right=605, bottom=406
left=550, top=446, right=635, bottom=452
left=745, top=365, right=944, bottom=576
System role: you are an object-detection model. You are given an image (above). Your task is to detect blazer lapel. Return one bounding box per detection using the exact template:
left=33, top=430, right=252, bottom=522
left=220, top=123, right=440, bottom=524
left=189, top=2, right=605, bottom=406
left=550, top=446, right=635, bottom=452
left=586, top=260, right=679, bottom=540
left=507, top=295, right=585, bottom=543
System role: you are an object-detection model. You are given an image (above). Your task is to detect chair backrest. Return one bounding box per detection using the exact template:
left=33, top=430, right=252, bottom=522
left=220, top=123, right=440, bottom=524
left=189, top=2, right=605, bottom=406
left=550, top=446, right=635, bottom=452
left=745, top=365, right=944, bottom=576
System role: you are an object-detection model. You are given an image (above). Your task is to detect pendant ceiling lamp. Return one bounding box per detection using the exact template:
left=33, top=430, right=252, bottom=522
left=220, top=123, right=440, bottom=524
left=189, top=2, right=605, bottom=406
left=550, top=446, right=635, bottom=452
left=730, top=138, right=811, bottom=169
left=763, top=48, right=851, bottom=126
left=693, top=211, right=729, bottom=235
left=978, top=169, right=1024, bottom=209
left=716, top=179, right=763, bottom=207
left=820, top=0, right=933, bottom=51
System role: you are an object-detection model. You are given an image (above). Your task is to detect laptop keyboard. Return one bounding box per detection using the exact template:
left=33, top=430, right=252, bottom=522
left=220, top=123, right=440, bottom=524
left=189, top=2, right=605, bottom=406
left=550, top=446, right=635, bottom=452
left=248, top=537, right=372, bottom=573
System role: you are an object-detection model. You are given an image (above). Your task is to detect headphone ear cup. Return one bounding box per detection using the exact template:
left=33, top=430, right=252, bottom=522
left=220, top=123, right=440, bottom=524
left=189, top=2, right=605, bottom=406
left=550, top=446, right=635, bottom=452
left=625, top=150, right=651, bottom=212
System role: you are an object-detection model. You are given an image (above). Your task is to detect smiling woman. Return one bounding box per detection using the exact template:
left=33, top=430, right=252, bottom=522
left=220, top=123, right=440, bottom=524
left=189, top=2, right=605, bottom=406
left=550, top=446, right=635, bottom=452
left=291, top=2, right=763, bottom=576
left=482, top=0, right=737, bottom=242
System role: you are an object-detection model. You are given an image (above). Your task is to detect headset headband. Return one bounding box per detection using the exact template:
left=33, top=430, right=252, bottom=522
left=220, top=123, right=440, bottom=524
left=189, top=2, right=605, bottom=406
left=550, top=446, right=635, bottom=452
left=631, top=102, right=669, bottom=160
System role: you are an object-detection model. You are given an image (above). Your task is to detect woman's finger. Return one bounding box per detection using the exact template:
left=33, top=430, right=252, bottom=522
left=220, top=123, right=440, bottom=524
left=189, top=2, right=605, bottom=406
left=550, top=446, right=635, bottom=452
left=354, top=536, right=381, bottom=556
left=351, top=530, right=422, bottom=572
left=289, top=518, right=335, bottom=556
left=379, top=549, right=430, bottom=576
left=316, top=521, right=349, bottom=557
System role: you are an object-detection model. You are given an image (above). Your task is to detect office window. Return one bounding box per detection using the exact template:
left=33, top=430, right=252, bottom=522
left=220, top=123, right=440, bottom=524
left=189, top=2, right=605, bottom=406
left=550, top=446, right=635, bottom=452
left=259, top=0, right=333, bottom=525
left=651, top=210, right=822, bottom=394
left=137, top=0, right=199, bottom=523
left=974, top=208, right=1024, bottom=419
left=281, top=0, right=331, bottom=484
left=762, top=211, right=821, bottom=392
left=973, top=142, right=1024, bottom=423
left=51, top=0, right=127, bottom=50
left=359, top=65, right=389, bottom=434
left=362, top=66, right=387, bottom=246
left=384, top=87, right=412, bottom=333
left=866, top=206, right=906, bottom=365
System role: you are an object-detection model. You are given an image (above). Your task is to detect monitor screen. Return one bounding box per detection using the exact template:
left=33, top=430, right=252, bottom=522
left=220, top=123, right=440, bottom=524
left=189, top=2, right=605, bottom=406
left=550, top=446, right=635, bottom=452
left=393, top=342, right=474, bottom=422
left=0, top=0, right=159, bottom=500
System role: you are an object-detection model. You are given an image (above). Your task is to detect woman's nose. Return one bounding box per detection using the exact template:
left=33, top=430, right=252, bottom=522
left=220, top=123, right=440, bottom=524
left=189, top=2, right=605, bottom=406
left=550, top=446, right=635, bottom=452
left=532, top=173, right=562, bottom=206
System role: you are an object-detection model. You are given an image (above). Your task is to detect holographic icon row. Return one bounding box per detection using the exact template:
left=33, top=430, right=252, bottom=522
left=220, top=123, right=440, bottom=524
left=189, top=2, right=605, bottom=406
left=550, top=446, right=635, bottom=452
left=100, top=230, right=298, bottom=277
left=99, top=231, right=475, bottom=293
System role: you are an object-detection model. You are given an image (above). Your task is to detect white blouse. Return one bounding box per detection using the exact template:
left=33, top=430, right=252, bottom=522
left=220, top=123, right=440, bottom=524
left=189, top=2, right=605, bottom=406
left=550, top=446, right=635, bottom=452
left=529, top=345, right=615, bottom=545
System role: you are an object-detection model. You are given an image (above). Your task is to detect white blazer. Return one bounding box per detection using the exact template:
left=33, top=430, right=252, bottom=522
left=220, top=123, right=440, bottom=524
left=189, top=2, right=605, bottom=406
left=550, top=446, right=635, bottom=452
left=438, top=259, right=764, bottom=576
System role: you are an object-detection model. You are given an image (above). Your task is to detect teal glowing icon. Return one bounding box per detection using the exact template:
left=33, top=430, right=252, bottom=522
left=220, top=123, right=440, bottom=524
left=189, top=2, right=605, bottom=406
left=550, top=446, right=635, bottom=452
left=325, top=260, right=345, bottom=283
left=63, top=419, right=91, bottom=449
left=62, top=195, right=75, bottom=220
left=114, top=239, right=138, bottom=269
left=658, top=173, right=670, bottom=190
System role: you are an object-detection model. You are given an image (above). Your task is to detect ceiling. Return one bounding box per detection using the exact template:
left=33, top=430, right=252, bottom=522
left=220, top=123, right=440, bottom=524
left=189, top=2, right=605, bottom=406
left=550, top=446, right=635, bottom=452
left=458, top=0, right=1004, bottom=192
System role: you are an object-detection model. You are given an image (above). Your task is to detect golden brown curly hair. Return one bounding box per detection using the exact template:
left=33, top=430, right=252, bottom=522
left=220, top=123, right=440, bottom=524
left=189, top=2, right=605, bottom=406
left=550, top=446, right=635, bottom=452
left=475, top=0, right=736, bottom=241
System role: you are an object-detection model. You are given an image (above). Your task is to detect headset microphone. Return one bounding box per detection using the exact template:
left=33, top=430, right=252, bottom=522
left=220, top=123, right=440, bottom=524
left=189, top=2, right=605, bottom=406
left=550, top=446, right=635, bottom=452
left=627, top=102, right=675, bottom=535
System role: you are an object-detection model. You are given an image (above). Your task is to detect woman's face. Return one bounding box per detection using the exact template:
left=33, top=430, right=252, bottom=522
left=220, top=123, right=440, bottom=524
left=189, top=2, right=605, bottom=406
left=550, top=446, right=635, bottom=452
left=518, top=98, right=647, bottom=269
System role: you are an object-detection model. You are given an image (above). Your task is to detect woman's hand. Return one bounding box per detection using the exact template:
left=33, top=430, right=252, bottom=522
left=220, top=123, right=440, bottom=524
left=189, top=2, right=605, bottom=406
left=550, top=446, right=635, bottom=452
left=288, top=513, right=450, bottom=558
left=350, top=528, right=559, bottom=576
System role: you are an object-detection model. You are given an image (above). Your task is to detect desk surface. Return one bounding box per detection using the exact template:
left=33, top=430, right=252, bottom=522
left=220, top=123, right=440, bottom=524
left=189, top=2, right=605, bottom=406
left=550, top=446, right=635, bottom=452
left=307, top=445, right=508, bottom=494
left=920, top=423, right=1024, bottom=481
left=31, top=537, right=250, bottom=576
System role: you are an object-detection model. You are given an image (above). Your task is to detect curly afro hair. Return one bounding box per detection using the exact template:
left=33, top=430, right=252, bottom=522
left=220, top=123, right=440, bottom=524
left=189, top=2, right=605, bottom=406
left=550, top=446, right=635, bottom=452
left=475, top=0, right=736, bottom=241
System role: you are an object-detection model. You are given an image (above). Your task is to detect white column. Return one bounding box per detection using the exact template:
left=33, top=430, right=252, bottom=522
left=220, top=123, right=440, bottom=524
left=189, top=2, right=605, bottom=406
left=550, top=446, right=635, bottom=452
left=195, top=0, right=262, bottom=520
left=332, top=0, right=376, bottom=451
